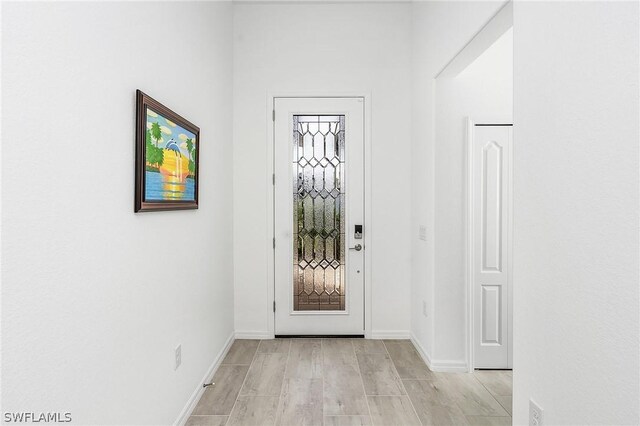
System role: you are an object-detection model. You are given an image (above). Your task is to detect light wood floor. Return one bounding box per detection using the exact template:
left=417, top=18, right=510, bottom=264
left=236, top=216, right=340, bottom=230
left=187, top=339, right=512, bottom=426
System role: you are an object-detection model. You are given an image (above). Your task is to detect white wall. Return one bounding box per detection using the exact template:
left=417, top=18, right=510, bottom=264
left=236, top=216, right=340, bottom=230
left=433, top=29, right=513, bottom=363
left=512, top=1, right=639, bottom=424
left=233, top=3, right=413, bottom=337
left=4, top=2, right=638, bottom=424
left=410, top=0, right=507, bottom=367
left=1, top=2, right=234, bottom=424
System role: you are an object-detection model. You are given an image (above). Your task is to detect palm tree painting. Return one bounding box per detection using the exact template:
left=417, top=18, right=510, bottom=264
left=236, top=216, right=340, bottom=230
left=143, top=107, right=197, bottom=202
left=135, top=90, right=199, bottom=212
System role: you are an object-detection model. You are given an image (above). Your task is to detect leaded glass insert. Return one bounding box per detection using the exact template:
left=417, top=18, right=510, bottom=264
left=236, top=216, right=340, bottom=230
left=293, top=115, right=345, bottom=311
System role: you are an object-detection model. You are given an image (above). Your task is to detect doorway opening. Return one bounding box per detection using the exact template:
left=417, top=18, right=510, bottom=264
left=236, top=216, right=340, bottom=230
left=270, top=96, right=370, bottom=337
left=434, top=1, right=514, bottom=371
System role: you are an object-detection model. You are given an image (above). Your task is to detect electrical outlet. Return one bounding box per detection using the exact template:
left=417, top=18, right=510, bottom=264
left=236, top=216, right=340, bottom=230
left=175, top=344, right=182, bottom=370
left=419, top=225, right=427, bottom=241
left=529, top=399, right=543, bottom=426
left=422, top=300, right=428, bottom=317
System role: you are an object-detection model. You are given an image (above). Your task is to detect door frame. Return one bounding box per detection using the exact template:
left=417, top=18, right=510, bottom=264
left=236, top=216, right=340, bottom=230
left=466, top=116, right=513, bottom=371
left=266, top=92, right=373, bottom=338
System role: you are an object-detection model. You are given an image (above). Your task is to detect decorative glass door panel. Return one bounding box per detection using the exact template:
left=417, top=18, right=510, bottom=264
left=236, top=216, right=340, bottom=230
left=274, top=97, right=364, bottom=335
left=293, top=116, right=345, bottom=311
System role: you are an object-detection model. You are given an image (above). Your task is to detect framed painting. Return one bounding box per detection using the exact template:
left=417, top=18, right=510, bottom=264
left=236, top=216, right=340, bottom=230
left=135, top=90, right=199, bottom=212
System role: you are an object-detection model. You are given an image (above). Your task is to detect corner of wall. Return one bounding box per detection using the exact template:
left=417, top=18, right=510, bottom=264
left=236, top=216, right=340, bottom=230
left=410, top=332, right=467, bottom=373
left=174, top=331, right=236, bottom=426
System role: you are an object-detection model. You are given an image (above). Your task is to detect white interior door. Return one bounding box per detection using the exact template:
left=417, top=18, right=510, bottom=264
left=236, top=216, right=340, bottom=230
left=274, top=97, right=365, bottom=335
left=472, top=124, right=512, bottom=368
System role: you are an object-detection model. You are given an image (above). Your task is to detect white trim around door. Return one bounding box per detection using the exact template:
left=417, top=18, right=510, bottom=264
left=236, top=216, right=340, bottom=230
left=266, top=93, right=373, bottom=338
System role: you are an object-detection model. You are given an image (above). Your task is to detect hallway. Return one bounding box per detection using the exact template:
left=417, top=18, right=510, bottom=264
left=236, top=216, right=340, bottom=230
left=3, top=1, right=638, bottom=424
left=187, top=339, right=512, bottom=426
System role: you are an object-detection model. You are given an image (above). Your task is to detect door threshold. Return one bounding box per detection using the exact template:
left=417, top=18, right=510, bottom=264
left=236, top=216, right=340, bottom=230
left=274, top=334, right=364, bottom=338
left=474, top=368, right=513, bottom=371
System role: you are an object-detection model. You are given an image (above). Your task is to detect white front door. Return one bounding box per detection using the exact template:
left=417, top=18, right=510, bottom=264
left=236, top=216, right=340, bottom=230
left=472, top=124, right=512, bottom=368
left=274, top=97, right=365, bottom=336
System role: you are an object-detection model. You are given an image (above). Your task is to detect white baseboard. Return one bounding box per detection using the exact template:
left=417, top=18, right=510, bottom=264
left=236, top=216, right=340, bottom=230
left=410, top=332, right=468, bottom=373
left=235, top=331, right=411, bottom=339
left=174, top=331, right=235, bottom=426
left=369, top=330, right=410, bottom=339
left=429, top=359, right=468, bottom=372
left=409, top=332, right=433, bottom=366
left=234, top=331, right=273, bottom=339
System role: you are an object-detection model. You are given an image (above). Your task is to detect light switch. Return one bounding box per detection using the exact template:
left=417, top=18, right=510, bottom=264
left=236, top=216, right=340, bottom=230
left=419, top=225, right=427, bottom=241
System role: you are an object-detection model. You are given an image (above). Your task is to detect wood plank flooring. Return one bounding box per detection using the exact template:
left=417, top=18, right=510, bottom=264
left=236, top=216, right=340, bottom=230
left=188, top=339, right=512, bottom=426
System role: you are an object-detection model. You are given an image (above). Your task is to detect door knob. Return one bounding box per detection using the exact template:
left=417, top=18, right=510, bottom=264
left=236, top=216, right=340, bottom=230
left=349, top=244, right=363, bottom=251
